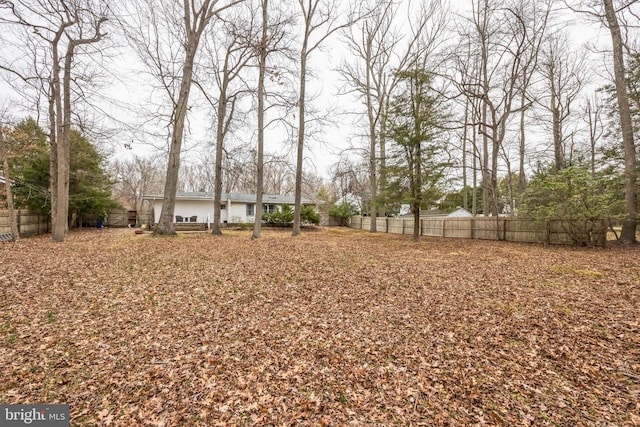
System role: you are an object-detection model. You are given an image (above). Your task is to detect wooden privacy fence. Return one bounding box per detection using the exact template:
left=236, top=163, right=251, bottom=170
left=0, top=208, right=156, bottom=238
left=107, top=208, right=153, bottom=228
left=350, top=216, right=607, bottom=246
left=0, top=209, right=49, bottom=237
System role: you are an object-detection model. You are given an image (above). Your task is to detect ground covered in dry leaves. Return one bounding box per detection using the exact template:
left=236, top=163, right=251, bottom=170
left=1, top=228, right=639, bottom=426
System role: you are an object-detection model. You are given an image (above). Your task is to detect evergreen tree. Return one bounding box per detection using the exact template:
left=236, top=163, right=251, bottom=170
left=9, top=120, right=116, bottom=225
left=68, top=130, right=117, bottom=226
left=7, top=118, right=50, bottom=214
left=380, top=68, right=449, bottom=241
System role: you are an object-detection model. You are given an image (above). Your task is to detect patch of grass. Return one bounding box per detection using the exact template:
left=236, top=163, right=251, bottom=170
left=555, top=305, right=573, bottom=315
left=573, top=269, right=603, bottom=278
left=549, top=265, right=571, bottom=274
left=549, top=266, right=604, bottom=278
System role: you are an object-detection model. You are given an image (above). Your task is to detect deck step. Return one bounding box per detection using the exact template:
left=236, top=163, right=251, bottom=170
left=0, top=233, right=15, bottom=242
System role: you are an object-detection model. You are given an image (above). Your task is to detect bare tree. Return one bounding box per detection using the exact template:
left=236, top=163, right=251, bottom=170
left=583, top=94, right=604, bottom=176
left=261, top=153, right=293, bottom=194
left=1, top=0, right=109, bottom=242
left=563, top=0, right=638, bottom=242
left=291, top=0, right=359, bottom=236
left=193, top=3, right=257, bottom=235
left=340, top=1, right=394, bottom=232
left=536, top=32, right=588, bottom=172
left=124, top=0, right=242, bottom=236
left=110, top=155, right=164, bottom=212
left=330, top=155, right=369, bottom=214
left=340, top=0, right=437, bottom=232
left=453, top=0, right=550, bottom=217
left=603, top=0, right=637, bottom=243
left=252, top=0, right=269, bottom=238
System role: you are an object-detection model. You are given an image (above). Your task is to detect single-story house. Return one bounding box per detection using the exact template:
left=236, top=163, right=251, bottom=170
left=142, top=192, right=316, bottom=225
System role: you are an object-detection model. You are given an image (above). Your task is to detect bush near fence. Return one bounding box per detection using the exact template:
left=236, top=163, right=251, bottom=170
left=350, top=216, right=606, bottom=246
left=0, top=209, right=50, bottom=237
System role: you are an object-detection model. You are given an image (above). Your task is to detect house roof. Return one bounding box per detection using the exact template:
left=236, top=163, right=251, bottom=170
left=399, top=207, right=473, bottom=218
left=142, top=192, right=315, bottom=205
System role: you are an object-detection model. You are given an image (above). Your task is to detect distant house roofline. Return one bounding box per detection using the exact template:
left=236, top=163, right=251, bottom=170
left=142, top=192, right=315, bottom=205
left=399, top=207, right=473, bottom=218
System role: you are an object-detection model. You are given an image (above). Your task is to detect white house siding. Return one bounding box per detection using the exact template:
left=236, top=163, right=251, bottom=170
left=150, top=199, right=256, bottom=224
left=144, top=192, right=315, bottom=225
left=228, top=202, right=253, bottom=223
left=152, top=199, right=227, bottom=224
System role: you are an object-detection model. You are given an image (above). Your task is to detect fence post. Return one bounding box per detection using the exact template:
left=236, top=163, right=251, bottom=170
left=503, top=219, right=507, bottom=241
left=471, top=218, right=475, bottom=240
left=441, top=219, right=446, bottom=238
left=545, top=220, right=551, bottom=245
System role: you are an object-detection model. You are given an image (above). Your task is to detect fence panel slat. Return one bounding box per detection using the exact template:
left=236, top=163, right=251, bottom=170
left=0, top=209, right=49, bottom=237
left=349, top=216, right=606, bottom=246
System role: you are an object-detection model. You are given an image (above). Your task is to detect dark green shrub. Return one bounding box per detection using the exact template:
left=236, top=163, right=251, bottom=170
left=301, top=205, right=320, bottom=225
left=263, top=204, right=294, bottom=225
left=329, top=202, right=354, bottom=226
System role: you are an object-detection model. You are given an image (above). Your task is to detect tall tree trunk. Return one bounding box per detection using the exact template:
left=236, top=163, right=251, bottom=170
left=379, top=112, right=388, bottom=212
left=51, top=40, right=65, bottom=242
left=489, top=104, right=501, bottom=218
left=462, top=98, right=469, bottom=210
left=480, top=0, right=490, bottom=218
left=366, top=31, right=377, bottom=232
left=49, top=15, right=105, bottom=242
left=52, top=50, right=71, bottom=241
left=518, top=90, right=526, bottom=192
left=252, top=0, right=268, bottom=240
left=604, top=0, right=637, bottom=244
left=48, top=79, right=58, bottom=239
left=491, top=125, right=499, bottom=217
left=212, top=78, right=228, bottom=236
left=472, top=119, right=478, bottom=216
left=482, top=103, right=489, bottom=216
left=293, top=29, right=308, bottom=237
left=586, top=97, right=600, bottom=177
left=413, top=138, right=422, bottom=243
left=155, top=16, right=202, bottom=236
left=551, top=80, right=565, bottom=172
left=59, top=45, right=76, bottom=237
left=2, top=156, right=19, bottom=241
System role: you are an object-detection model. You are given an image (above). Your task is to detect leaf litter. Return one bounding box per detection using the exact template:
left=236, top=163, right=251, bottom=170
left=0, top=227, right=638, bottom=426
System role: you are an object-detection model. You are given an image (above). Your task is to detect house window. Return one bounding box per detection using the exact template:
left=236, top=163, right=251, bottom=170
left=221, top=204, right=226, bottom=210
left=246, top=204, right=255, bottom=217
left=263, top=204, right=276, bottom=214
